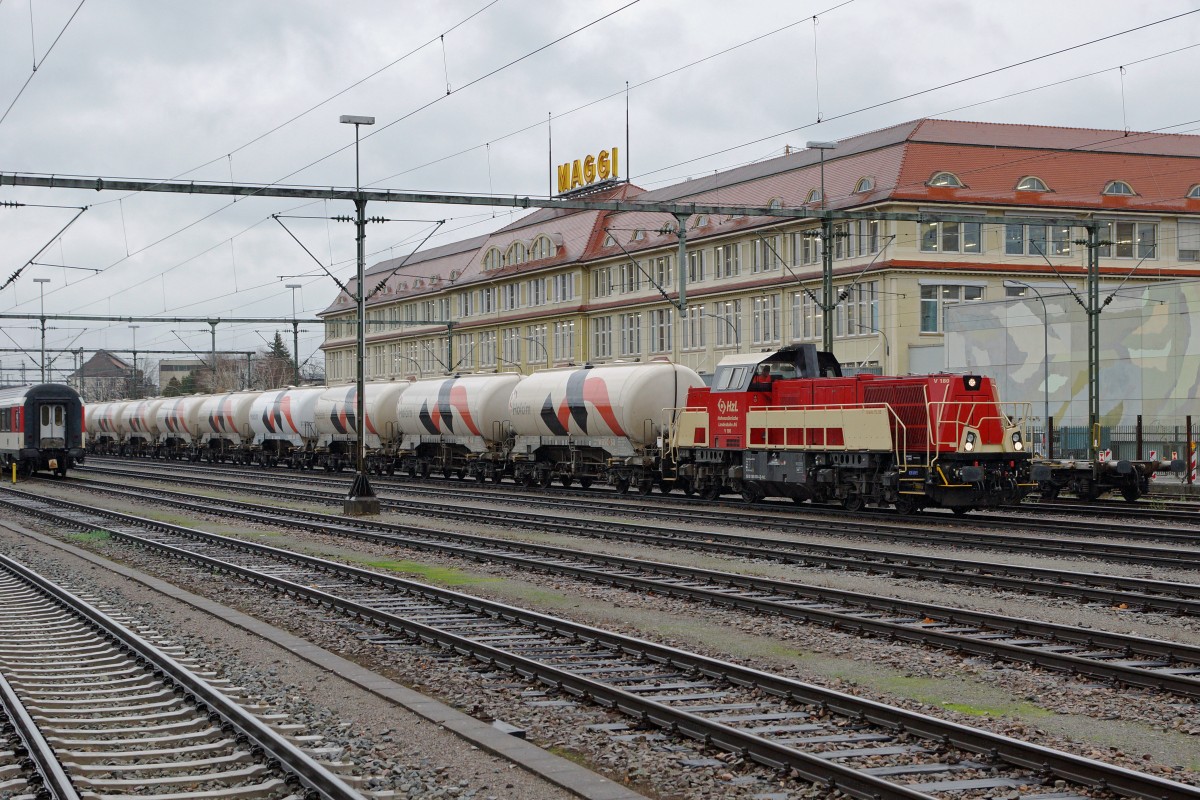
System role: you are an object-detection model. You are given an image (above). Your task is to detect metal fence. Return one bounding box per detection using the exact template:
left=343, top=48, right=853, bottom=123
left=1025, top=417, right=1196, bottom=478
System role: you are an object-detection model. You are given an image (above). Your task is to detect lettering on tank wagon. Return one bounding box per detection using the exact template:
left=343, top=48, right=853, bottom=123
left=538, top=371, right=626, bottom=437
left=556, top=147, right=619, bottom=194
left=417, top=378, right=482, bottom=437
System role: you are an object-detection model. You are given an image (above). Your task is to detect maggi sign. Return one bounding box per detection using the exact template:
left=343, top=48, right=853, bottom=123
left=556, top=147, right=619, bottom=194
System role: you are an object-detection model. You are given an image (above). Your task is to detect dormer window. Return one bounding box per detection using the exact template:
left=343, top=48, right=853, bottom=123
left=631, top=229, right=646, bottom=241
left=532, top=235, right=554, bottom=260
left=506, top=241, right=527, bottom=265
left=1016, top=176, right=1049, bottom=192
left=693, top=215, right=709, bottom=228
left=805, top=188, right=822, bottom=205
left=1187, top=185, right=1200, bottom=199
left=768, top=197, right=784, bottom=209
left=603, top=232, right=616, bottom=247
left=482, top=248, right=502, bottom=271
left=928, top=171, right=963, bottom=188
left=1103, top=180, right=1135, bottom=196
left=854, top=177, right=874, bottom=193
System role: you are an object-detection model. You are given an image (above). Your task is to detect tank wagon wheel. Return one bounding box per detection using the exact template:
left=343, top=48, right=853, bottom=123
left=539, top=471, right=553, bottom=489
left=951, top=506, right=970, bottom=516
left=637, top=480, right=654, bottom=496
left=490, top=471, right=503, bottom=484
left=614, top=477, right=630, bottom=494
left=579, top=477, right=593, bottom=489
left=1040, top=485, right=1059, bottom=500
left=521, top=473, right=537, bottom=489
left=560, top=476, right=573, bottom=488
left=442, top=468, right=452, bottom=479
left=658, top=479, right=674, bottom=495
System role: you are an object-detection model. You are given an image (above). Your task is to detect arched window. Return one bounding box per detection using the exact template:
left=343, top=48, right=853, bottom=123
left=693, top=215, right=710, bottom=228
left=603, top=232, right=616, bottom=247
left=1103, top=180, right=1135, bottom=196
left=532, top=235, right=554, bottom=260
left=927, top=171, right=963, bottom=188
left=506, top=241, right=527, bottom=265
left=768, top=197, right=784, bottom=209
left=631, top=229, right=646, bottom=241
left=482, top=248, right=502, bottom=271
left=1016, top=176, right=1049, bottom=192
left=1186, top=185, right=1200, bottom=199
left=854, top=176, right=874, bottom=193
left=805, top=188, right=822, bottom=205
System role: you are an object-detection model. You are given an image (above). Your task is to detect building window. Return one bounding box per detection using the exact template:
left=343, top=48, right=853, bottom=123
left=527, top=277, right=548, bottom=306
left=681, top=306, right=705, bottom=351
left=552, top=273, right=575, bottom=303
left=919, top=284, right=984, bottom=333
left=553, top=320, right=575, bottom=361
left=1178, top=220, right=1200, bottom=261
left=752, top=236, right=781, bottom=273
left=928, top=171, right=963, bottom=188
left=620, top=261, right=641, bottom=293
left=619, top=312, right=642, bottom=356
left=501, top=327, right=522, bottom=366
left=501, top=284, right=520, bottom=311
left=715, top=243, right=740, bottom=278
left=455, top=333, right=475, bottom=370
left=478, top=331, right=497, bottom=368
left=751, top=295, right=781, bottom=345
left=592, top=316, right=613, bottom=359
left=532, top=235, right=554, bottom=260
left=839, top=282, right=879, bottom=339
left=594, top=266, right=614, bottom=298
left=920, top=220, right=981, bottom=253
left=480, top=287, right=496, bottom=314
left=687, top=250, right=706, bottom=282
left=649, top=309, right=672, bottom=354
left=526, top=324, right=548, bottom=365
left=1187, top=185, right=1200, bottom=200
left=483, top=248, right=502, bottom=270
left=712, top=299, right=741, bottom=348
left=507, top=241, right=527, bottom=265
left=1016, top=176, right=1049, bottom=192
left=854, top=176, right=874, bottom=193
left=789, top=230, right=822, bottom=266
left=457, top=291, right=474, bottom=318
left=1005, top=223, right=1072, bottom=257
left=649, top=255, right=672, bottom=288
left=805, top=188, right=822, bottom=206
left=1102, top=180, right=1136, bottom=196
left=792, top=290, right=821, bottom=341
left=1099, top=221, right=1157, bottom=259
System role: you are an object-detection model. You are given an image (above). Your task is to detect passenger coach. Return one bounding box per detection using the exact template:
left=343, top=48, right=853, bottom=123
left=0, top=383, right=86, bottom=477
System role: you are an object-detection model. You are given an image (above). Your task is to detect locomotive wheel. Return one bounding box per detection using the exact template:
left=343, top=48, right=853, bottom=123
left=740, top=485, right=762, bottom=505
left=893, top=496, right=918, bottom=515
left=658, top=479, right=674, bottom=495
left=681, top=480, right=695, bottom=496
left=701, top=483, right=722, bottom=501
left=842, top=492, right=864, bottom=513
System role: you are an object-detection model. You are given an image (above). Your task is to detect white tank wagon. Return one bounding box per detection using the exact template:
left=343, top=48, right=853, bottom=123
left=313, top=381, right=409, bottom=473
left=85, top=401, right=125, bottom=454
left=155, top=394, right=210, bottom=458
left=248, top=386, right=325, bottom=468
left=122, top=397, right=166, bottom=456
left=196, top=391, right=259, bottom=463
left=396, top=373, right=523, bottom=481
left=507, top=361, right=705, bottom=491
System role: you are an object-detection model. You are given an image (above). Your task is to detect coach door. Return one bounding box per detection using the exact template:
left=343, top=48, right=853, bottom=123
left=40, top=403, right=66, bottom=448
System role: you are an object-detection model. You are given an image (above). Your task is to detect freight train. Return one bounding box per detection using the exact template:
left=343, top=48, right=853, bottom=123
left=84, top=344, right=1034, bottom=512
left=0, top=383, right=86, bottom=478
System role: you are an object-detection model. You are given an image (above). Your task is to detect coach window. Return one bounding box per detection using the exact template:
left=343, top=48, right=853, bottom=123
left=0, top=409, right=7, bottom=430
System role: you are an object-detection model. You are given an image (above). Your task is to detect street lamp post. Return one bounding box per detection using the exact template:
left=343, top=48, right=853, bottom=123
left=340, top=113, right=379, bottom=516
left=33, top=278, right=50, bottom=382
left=285, top=283, right=302, bottom=385
left=806, top=141, right=837, bottom=354
left=1006, top=280, right=1051, bottom=458
left=129, top=324, right=140, bottom=398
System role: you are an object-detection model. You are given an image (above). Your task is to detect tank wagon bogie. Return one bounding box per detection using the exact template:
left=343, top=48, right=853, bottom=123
left=671, top=344, right=1033, bottom=513
left=0, top=383, right=85, bottom=477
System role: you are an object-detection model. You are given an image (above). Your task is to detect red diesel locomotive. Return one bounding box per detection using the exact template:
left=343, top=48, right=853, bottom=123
left=670, top=344, right=1033, bottom=513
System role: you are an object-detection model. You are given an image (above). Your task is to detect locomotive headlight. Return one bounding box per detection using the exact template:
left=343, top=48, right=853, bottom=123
left=1011, top=431, right=1024, bottom=451
left=963, top=430, right=977, bottom=452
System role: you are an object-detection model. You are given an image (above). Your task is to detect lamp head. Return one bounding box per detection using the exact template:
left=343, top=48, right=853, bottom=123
left=340, top=115, right=375, bottom=125
left=805, top=140, right=837, bottom=150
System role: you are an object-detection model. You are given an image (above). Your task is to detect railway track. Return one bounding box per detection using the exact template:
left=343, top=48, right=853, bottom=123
left=80, top=459, right=1200, bottom=554
left=1, top=489, right=1196, bottom=800
left=0, top=550, right=362, bottom=800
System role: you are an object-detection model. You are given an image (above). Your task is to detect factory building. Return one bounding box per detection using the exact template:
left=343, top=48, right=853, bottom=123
left=319, top=118, right=1200, bottom=425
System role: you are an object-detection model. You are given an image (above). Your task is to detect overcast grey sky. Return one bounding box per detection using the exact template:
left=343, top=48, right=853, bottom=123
left=2, top=0, right=1199, bottom=377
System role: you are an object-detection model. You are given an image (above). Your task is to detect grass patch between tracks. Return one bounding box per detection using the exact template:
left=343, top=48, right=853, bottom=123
left=67, top=529, right=111, bottom=543
left=355, top=557, right=499, bottom=587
